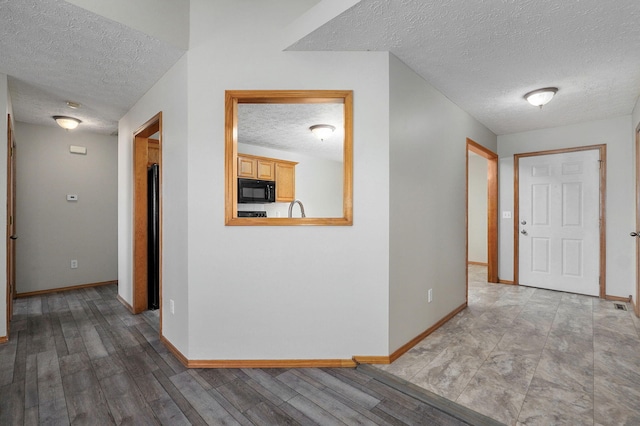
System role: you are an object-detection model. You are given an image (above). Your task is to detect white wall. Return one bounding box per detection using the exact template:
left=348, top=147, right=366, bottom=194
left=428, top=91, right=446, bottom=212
left=237, top=143, right=343, bottom=218
left=0, top=74, right=10, bottom=338
left=182, top=0, right=390, bottom=360
left=118, top=54, right=189, bottom=351
left=15, top=123, right=117, bottom=293
left=498, top=116, right=634, bottom=298
left=388, top=55, right=497, bottom=352
left=468, top=153, right=488, bottom=263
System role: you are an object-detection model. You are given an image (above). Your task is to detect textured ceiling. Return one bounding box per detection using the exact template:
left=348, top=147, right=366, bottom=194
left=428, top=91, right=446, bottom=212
left=288, top=0, right=640, bottom=135
left=238, top=103, right=344, bottom=162
left=0, top=0, right=185, bottom=134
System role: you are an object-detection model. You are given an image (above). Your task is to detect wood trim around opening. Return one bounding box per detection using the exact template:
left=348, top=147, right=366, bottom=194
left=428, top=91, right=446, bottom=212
left=466, top=139, right=499, bottom=284
left=513, top=145, right=607, bottom=298
left=132, top=112, right=162, bottom=316
left=224, top=90, right=353, bottom=226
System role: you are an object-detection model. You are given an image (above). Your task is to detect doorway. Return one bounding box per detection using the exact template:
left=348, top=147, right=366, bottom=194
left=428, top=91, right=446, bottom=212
left=466, top=139, right=498, bottom=290
left=514, top=145, right=606, bottom=297
left=133, top=112, right=162, bottom=318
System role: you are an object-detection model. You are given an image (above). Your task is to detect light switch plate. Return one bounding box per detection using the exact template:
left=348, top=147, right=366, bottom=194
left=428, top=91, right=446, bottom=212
left=67, top=194, right=78, bottom=201
left=502, top=211, right=512, bottom=219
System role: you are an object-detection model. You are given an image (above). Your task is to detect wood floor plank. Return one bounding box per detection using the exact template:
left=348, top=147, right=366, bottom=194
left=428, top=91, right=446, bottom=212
left=244, top=400, right=301, bottom=426
left=38, top=397, right=70, bottom=425
left=2, top=283, right=477, bottom=426
left=11, top=330, right=27, bottom=384
left=24, top=353, right=38, bottom=409
left=137, top=371, right=170, bottom=403
left=216, top=377, right=267, bottom=413
left=65, top=388, right=113, bottom=425
left=0, top=381, right=25, bottom=425
left=208, top=387, right=254, bottom=426
left=36, top=349, right=65, bottom=404
left=148, top=395, right=192, bottom=426
left=278, top=370, right=377, bottom=426
left=241, top=368, right=298, bottom=402
left=51, top=316, right=70, bottom=358
left=198, top=367, right=242, bottom=388
left=170, top=370, right=241, bottom=425
left=151, top=369, right=208, bottom=426
left=241, top=373, right=292, bottom=406
left=91, top=353, right=126, bottom=381
left=298, top=368, right=381, bottom=409
left=285, top=394, right=346, bottom=425
left=58, top=351, right=91, bottom=377
left=0, top=332, right=18, bottom=386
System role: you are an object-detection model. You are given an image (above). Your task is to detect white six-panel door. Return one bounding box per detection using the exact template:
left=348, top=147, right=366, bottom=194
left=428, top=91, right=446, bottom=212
left=518, top=149, right=600, bottom=296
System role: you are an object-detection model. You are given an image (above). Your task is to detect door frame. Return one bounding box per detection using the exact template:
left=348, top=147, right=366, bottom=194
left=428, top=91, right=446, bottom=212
left=132, top=112, right=162, bottom=318
left=466, top=139, right=499, bottom=287
left=514, top=144, right=606, bottom=298
left=635, top=124, right=640, bottom=316
left=5, top=114, right=15, bottom=341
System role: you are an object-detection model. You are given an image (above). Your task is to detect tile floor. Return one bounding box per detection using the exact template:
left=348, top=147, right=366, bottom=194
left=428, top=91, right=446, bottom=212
left=376, top=265, right=640, bottom=425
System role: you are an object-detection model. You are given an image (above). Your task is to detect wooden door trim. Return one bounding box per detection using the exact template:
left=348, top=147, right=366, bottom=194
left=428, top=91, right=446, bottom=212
left=132, top=112, right=162, bottom=324
left=5, top=114, right=15, bottom=340
left=513, top=144, right=607, bottom=298
left=466, top=139, right=499, bottom=284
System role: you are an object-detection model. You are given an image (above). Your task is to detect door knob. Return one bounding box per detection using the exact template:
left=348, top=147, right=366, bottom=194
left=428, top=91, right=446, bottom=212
left=631, top=232, right=640, bottom=237
left=9, top=235, right=17, bottom=240
left=521, top=230, right=528, bottom=236
left=521, top=220, right=527, bottom=225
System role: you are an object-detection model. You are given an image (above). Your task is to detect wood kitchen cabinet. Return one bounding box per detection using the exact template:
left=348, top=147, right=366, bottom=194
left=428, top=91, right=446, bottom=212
left=237, top=155, right=275, bottom=180
left=237, top=153, right=297, bottom=201
left=275, top=161, right=296, bottom=202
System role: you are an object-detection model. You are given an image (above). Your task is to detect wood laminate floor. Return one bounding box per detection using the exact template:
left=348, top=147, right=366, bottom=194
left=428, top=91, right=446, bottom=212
left=0, top=283, right=492, bottom=425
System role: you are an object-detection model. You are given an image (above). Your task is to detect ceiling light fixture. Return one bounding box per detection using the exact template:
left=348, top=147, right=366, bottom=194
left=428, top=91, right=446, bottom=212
left=53, top=115, right=81, bottom=130
left=524, top=87, right=558, bottom=108
left=309, top=124, right=335, bottom=141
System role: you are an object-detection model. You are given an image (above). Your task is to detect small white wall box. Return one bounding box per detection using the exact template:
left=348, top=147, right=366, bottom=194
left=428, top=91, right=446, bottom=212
left=69, top=145, right=87, bottom=155
left=67, top=194, right=78, bottom=201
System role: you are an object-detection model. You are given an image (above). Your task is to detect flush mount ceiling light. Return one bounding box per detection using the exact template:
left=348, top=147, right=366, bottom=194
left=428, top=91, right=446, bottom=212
left=524, top=87, right=558, bottom=108
left=309, top=124, right=336, bottom=141
left=53, top=115, right=81, bottom=130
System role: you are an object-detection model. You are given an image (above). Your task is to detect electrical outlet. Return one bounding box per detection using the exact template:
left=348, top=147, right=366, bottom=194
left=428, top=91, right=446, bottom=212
left=170, top=299, right=175, bottom=314
left=428, top=288, right=433, bottom=303
left=70, top=259, right=78, bottom=269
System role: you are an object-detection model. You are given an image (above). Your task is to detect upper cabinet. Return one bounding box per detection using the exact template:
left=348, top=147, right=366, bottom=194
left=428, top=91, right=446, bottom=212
left=237, top=155, right=275, bottom=180
left=238, top=154, right=297, bottom=201
left=274, top=161, right=296, bottom=202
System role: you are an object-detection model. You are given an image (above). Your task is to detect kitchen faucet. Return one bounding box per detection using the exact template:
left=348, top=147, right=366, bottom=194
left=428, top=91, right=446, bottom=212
left=288, top=199, right=306, bottom=218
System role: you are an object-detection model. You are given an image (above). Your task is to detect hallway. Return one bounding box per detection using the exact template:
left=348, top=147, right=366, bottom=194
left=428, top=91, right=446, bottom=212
left=376, top=265, right=640, bottom=425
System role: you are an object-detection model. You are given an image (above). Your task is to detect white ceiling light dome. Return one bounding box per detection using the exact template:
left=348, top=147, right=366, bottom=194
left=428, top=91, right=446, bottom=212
left=309, top=124, right=336, bottom=141
left=53, top=115, right=81, bottom=130
left=524, top=87, right=558, bottom=108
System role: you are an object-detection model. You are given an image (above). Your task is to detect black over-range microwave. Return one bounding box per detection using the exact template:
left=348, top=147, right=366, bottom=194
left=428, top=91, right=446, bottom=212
left=238, top=178, right=276, bottom=203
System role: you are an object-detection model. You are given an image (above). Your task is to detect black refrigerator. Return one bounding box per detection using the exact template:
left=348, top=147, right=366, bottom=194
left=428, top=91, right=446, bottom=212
left=148, top=163, right=160, bottom=310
